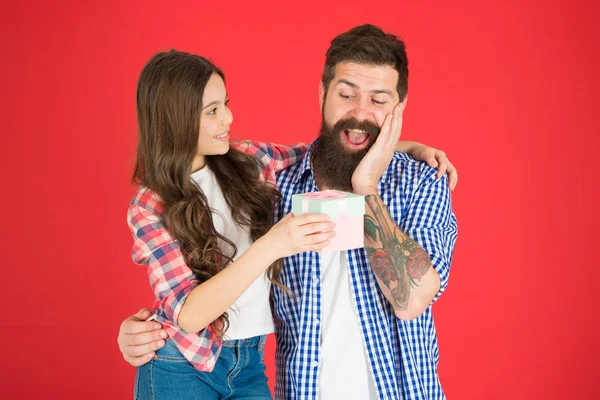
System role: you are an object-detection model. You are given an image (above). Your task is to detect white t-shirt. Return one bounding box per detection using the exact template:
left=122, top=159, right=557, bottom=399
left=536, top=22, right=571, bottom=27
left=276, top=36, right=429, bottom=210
left=319, top=251, right=378, bottom=400
left=191, top=166, right=274, bottom=340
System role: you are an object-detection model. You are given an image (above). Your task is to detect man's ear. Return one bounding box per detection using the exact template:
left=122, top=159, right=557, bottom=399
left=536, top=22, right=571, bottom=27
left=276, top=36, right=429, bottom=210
left=319, top=81, right=325, bottom=113
left=400, top=94, right=408, bottom=110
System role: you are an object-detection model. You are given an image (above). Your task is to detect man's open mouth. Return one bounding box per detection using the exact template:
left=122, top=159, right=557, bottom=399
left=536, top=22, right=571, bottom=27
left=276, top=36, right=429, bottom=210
left=342, top=128, right=371, bottom=149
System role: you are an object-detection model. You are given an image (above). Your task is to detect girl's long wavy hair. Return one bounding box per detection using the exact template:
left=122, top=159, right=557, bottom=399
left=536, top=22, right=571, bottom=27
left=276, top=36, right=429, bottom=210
left=133, top=50, right=282, bottom=336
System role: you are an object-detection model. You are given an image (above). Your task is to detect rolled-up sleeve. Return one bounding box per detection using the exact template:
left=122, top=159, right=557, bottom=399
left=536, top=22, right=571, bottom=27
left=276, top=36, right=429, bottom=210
left=233, top=140, right=309, bottom=181
left=127, top=194, right=198, bottom=324
left=266, top=142, right=310, bottom=172
left=402, top=165, right=458, bottom=303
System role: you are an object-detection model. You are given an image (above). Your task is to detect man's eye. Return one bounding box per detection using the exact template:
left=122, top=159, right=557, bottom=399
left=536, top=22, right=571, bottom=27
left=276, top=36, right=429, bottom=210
left=373, top=99, right=387, bottom=105
left=340, top=94, right=354, bottom=99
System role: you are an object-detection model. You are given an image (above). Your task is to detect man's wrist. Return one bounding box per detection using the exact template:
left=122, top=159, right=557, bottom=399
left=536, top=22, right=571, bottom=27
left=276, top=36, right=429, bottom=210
left=353, top=184, right=378, bottom=196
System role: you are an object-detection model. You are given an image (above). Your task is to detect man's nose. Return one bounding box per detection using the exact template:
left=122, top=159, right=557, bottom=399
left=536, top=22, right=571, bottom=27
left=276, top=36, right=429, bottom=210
left=350, top=97, right=374, bottom=121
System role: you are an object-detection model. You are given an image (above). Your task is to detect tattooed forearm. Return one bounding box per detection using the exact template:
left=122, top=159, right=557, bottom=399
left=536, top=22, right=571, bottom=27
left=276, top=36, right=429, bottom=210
left=402, top=240, right=431, bottom=280
left=364, top=194, right=432, bottom=311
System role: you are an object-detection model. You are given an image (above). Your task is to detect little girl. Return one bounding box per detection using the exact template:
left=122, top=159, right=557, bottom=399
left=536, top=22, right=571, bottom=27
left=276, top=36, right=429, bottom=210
left=128, top=50, right=457, bottom=399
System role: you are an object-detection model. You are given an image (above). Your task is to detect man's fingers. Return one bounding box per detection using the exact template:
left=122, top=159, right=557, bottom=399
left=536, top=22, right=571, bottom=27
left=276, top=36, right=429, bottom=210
left=375, top=113, right=393, bottom=148
left=389, top=103, right=403, bottom=144
left=381, top=103, right=403, bottom=149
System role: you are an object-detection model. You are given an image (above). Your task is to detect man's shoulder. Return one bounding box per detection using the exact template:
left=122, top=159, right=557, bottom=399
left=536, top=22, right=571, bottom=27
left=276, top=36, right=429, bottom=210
left=388, top=152, right=440, bottom=184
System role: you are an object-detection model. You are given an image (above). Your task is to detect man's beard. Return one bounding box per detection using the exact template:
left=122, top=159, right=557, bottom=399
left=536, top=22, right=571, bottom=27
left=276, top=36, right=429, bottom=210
left=311, top=117, right=381, bottom=192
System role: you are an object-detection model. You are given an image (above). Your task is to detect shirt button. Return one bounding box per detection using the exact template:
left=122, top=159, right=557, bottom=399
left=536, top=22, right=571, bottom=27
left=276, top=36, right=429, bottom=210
left=312, top=360, right=319, bottom=368
left=315, top=319, right=320, bottom=325
left=312, top=276, right=319, bottom=285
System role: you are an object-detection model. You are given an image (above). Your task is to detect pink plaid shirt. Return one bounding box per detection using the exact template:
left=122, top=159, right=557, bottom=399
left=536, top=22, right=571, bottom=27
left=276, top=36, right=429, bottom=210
left=127, top=141, right=308, bottom=372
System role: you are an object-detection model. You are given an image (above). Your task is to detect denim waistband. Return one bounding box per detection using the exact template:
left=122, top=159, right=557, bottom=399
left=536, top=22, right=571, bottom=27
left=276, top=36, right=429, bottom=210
left=222, top=334, right=266, bottom=348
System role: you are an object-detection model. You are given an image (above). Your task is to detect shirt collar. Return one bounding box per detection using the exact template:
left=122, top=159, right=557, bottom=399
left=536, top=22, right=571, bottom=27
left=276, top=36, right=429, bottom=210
left=291, top=141, right=317, bottom=185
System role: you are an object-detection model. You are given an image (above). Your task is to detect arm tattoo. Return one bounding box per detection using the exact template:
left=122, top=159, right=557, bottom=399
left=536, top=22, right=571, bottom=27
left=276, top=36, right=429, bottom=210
left=365, top=194, right=431, bottom=310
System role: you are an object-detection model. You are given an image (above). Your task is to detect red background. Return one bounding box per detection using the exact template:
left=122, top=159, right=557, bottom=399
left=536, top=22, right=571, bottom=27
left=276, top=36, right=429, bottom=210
left=1, top=0, right=599, bottom=398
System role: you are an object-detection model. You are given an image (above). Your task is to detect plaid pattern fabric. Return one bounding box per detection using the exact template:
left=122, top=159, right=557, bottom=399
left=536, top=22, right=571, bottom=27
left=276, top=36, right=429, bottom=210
left=272, top=144, right=458, bottom=400
left=234, top=140, right=309, bottom=186
left=127, top=140, right=308, bottom=372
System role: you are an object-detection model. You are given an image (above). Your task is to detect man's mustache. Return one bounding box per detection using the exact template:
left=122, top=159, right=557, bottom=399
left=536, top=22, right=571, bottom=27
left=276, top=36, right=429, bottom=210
left=330, top=118, right=381, bottom=136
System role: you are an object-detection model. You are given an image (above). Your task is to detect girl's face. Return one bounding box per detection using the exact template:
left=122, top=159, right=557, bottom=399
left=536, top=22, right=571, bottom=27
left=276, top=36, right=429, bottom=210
left=192, top=73, right=233, bottom=171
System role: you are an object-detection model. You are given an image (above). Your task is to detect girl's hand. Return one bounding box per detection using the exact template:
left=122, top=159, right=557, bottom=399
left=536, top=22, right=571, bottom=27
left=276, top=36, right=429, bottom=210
left=403, top=142, right=458, bottom=191
left=118, top=308, right=167, bottom=367
left=266, top=213, right=335, bottom=258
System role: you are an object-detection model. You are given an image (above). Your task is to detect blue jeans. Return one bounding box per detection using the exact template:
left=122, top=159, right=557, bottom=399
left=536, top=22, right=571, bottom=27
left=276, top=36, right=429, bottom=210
left=134, top=335, right=271, bottom=400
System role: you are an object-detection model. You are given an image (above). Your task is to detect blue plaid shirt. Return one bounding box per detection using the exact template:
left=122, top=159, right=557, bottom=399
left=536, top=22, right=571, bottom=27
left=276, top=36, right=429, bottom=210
left=272, top=144, right=458, bottom=400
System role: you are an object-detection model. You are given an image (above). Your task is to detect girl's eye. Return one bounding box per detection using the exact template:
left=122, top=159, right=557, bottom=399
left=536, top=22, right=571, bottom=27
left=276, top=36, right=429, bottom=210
left=208, top=108, right=217, bottom=115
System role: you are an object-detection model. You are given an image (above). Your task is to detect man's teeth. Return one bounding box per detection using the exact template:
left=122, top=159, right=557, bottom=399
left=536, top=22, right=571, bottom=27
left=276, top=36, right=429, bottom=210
left=345, top=129, right=369, bottom=144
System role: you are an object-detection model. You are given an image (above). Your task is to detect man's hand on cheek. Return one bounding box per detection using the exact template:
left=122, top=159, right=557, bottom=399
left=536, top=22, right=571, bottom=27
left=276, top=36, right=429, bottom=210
left=351, top=102, right=404, bottom=195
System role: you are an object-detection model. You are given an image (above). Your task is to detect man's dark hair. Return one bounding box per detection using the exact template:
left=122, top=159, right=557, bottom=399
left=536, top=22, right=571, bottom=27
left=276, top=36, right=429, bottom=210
left=321, top=24, right=408, bottom=101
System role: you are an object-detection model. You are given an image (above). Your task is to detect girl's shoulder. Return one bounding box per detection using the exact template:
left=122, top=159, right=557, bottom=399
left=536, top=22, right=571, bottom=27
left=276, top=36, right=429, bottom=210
left=129, top=187, right=164, bottom=217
